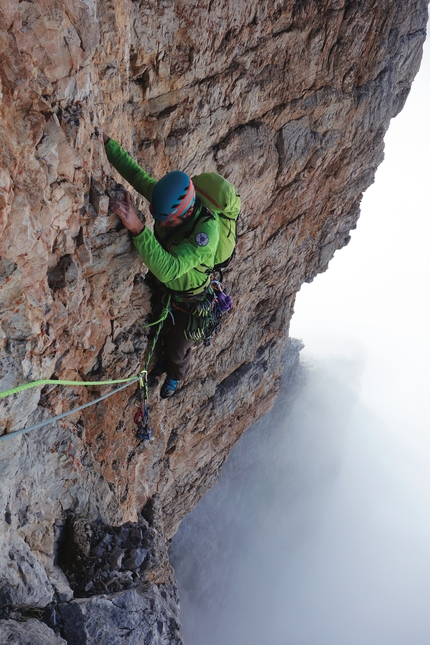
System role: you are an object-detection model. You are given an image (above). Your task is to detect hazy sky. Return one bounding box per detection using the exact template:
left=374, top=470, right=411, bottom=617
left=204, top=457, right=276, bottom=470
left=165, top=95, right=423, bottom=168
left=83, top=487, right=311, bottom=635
left=292, top=26, right=430, bottom=508
left=171, top=28, right=430, bottom=645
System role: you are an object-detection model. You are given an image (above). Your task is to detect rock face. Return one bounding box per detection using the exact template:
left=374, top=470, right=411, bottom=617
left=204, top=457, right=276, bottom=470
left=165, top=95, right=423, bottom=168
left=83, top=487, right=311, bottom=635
left=56, top=510, right=183, bottom=645
left=0, top=0, right=428, bottom=642
left=58, top=586, right=182, bottom=645
left=0, top=619, right=67, bottom=645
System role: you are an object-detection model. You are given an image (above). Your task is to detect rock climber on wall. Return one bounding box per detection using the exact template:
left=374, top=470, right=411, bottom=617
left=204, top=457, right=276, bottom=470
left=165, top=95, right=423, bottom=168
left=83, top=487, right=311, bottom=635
left=102, top=133, right=238, bottom=398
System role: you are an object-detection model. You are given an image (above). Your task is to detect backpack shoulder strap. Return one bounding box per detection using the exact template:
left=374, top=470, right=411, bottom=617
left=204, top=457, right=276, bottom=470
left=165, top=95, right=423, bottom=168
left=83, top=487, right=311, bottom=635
left=184, top=201, right=215, bottom=239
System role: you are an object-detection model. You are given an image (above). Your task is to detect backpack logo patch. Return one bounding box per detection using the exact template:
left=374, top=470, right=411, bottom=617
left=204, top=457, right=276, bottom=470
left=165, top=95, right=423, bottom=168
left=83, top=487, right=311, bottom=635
left=195, top=232, right=209, bottom=247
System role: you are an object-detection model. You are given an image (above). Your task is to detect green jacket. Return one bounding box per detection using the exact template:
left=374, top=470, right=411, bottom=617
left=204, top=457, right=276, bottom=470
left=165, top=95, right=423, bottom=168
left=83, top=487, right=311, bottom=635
left=105, top=138, right=220, bottom=295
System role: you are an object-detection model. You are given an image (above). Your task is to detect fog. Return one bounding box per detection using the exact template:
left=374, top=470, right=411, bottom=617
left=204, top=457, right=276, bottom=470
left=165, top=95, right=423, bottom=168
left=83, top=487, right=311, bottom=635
left=170, top=30, right=430, bottom=645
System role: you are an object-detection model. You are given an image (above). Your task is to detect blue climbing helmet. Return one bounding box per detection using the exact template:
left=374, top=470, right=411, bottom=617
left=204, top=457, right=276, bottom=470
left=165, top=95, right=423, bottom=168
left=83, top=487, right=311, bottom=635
left=150, top=171, right=196, bottom=222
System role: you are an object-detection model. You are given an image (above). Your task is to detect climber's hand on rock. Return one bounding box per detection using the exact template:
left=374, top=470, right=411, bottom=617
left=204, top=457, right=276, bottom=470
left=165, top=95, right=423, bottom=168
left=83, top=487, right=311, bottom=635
left=102, top=132, right=110, bottom=144
left=109, top=192, right=144, bottom=236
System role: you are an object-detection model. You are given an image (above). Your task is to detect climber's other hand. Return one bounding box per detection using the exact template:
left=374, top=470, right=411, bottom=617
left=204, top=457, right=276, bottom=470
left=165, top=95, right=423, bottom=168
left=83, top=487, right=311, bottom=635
left=109, top=192, right=144, bottom=236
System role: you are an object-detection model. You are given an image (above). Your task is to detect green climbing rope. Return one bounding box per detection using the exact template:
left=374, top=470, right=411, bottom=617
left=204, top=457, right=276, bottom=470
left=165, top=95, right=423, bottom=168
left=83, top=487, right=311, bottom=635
left=0, top=296, right=172, bottom=402
left=0, top=378, right=142, bottom=445
left=0, top=375, right=140, bottom=401
left=133, top=295, right=170, bottom=441
left=0, top=295, right=172, bottom=443
left=142, top=296, right=172, bottom=329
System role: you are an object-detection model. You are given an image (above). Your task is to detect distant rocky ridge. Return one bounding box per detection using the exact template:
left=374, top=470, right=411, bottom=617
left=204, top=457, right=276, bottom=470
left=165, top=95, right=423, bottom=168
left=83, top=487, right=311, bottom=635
left=0, top=0, right=428, bottom=642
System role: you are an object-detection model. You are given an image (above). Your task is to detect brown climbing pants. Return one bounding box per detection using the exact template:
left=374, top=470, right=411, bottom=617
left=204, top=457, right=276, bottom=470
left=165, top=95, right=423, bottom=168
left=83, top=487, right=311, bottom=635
left=159, top=309, right=193, bottom=381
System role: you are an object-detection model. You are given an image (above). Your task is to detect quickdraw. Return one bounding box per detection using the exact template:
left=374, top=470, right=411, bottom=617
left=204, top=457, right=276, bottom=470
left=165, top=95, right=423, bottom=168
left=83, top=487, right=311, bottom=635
left=134, top=374, right=153, bottom=441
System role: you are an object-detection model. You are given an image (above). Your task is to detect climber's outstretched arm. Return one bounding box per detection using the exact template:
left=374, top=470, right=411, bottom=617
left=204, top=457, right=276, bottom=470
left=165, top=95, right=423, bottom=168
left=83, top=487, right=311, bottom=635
left=103, top=134, right=157, bottom=201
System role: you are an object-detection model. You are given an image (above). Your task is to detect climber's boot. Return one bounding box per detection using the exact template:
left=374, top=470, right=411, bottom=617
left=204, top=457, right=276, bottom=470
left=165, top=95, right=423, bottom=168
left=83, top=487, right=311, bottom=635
left=160, top=376, right=178, bottom=399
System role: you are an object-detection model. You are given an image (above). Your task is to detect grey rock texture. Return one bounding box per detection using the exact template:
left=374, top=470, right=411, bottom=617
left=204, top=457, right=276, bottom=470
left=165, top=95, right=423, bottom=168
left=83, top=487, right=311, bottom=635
left=0, top=0, right=428, bottom=641
left=60, top=584, right=183, bottom=645
left=58, top=586, right=182, bottom=645
left=0, top=619, right=67, bottom=645
left=0, top=527, right=54, bottom=609
left=53, top=504, right=183, bottom=643
left=58, top=512, right=167, bottom=597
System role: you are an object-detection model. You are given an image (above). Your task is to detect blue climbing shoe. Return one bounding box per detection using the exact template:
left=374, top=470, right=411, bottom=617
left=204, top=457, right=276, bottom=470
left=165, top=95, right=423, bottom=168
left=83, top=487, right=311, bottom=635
left=147, top=359, right=166, bottom=387
left=160, top=376, right=178, bottom=399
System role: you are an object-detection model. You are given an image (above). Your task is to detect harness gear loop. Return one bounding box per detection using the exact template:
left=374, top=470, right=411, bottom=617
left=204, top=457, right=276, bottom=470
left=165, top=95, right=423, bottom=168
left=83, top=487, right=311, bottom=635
left=173, top=279, right=233, bottom=346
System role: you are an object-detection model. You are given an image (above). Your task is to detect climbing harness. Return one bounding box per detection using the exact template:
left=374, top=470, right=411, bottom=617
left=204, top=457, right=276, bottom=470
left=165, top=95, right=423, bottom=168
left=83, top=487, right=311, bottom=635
left=0, top=297, right=171, bottom=445
left=173, top=279, right=233, bottom=346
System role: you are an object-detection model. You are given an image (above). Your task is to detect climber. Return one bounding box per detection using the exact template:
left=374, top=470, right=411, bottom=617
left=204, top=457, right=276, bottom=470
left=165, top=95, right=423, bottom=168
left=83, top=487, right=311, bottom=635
left=103, top=133, right=220, bottom=399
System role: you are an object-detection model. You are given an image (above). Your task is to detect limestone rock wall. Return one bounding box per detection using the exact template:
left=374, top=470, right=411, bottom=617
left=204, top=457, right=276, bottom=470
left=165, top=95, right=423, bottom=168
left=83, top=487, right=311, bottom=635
left=0, top=0, right=428, bottom=641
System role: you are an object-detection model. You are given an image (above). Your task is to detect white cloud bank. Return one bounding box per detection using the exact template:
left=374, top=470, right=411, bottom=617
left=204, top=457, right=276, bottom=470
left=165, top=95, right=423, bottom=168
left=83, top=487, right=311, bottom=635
left=171, top=27, right=430, bottom=645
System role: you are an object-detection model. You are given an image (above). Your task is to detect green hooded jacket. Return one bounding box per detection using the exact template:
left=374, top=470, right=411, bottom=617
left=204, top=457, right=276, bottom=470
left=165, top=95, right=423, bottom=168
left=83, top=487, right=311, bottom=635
left=105, top=138, right=220, bottom=295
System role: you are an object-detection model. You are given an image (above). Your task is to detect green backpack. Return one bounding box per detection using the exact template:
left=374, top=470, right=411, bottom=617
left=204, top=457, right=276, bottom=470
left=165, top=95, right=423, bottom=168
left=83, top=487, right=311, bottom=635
left=192, top=173, right=241, bottom=271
